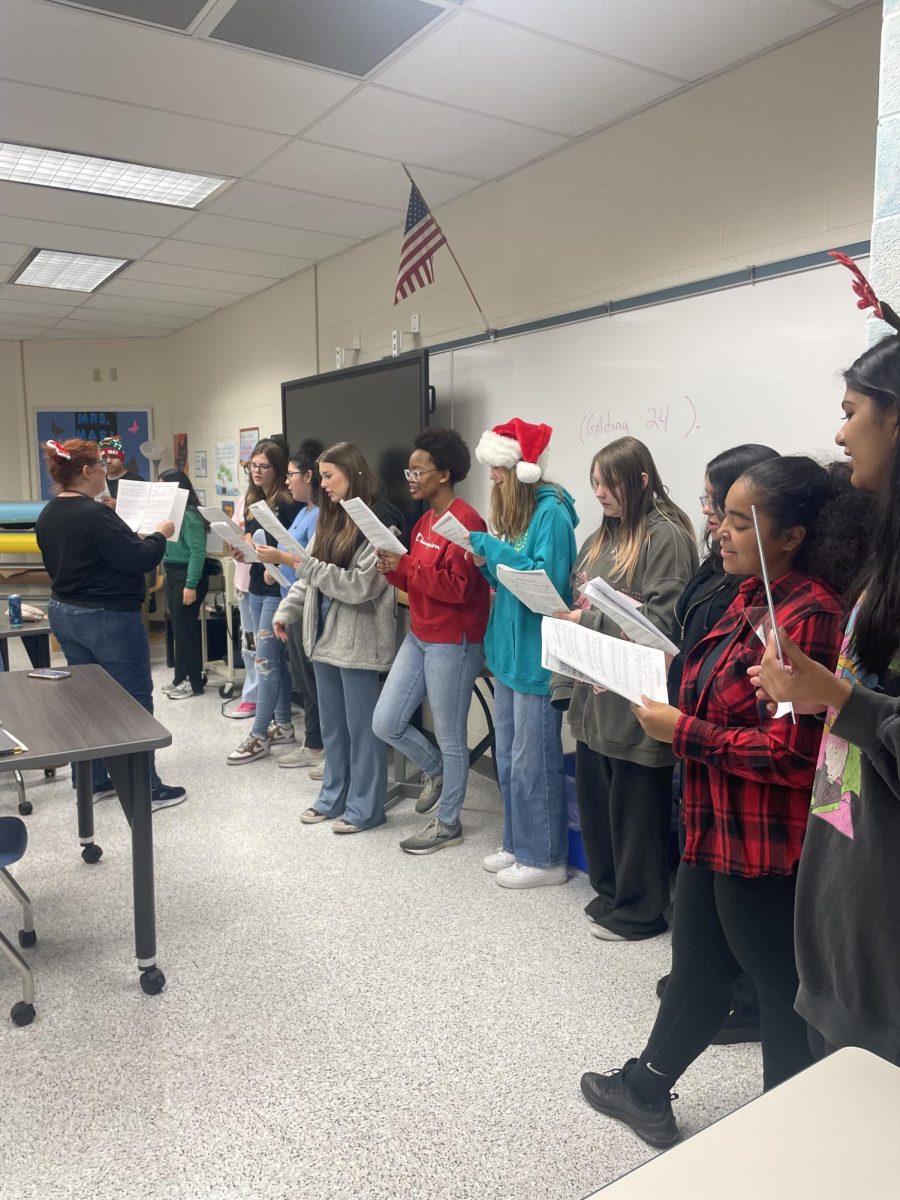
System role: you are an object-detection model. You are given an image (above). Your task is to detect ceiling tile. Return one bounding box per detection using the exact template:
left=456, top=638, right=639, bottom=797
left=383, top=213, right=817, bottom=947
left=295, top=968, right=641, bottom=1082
left=141, top=239, right=312, bottom=279
left=170, top=214, right=356, bottom=259
left=0, top=0, right=356, bottom=134
left=49, top=0, right=208, bottom=31
left=468, top=0, right=837, bottom=82
left=376, top=12, right=679, bottom=135
left=0, top=282, right=89, bottom=305
left=79, top=294, right=216, bottom=319
left=0, top=296, right=77, bottom=317
left=305, top=88, right=567, bottom=178
left=251, top=142, right=480, bottom=209
left=0, top=80, right=288, bottom=179
left=101, top=278, right=250, bottom=307
left=119, top=261, right=276, bottom=294
left=0, top=326, right=53, bottom=339
left=0, top=311, right=54, bottom=328
left=47, top=320, right=166, bottom=336
left=64, top=307, right=189, bottom=329
left=210, top=0, right=443, bottom=77
left=0, top=242, right=29, bottom=266
left=206, top=180, right=402, bottom=238
left=0, top=181, right=187, bottom=239
left=0, top=216, right=161, bottom=261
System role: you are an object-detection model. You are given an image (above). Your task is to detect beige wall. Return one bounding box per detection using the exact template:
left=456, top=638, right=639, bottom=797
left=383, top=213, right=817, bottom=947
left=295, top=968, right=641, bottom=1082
left=0, top=4, right=880, bottom=498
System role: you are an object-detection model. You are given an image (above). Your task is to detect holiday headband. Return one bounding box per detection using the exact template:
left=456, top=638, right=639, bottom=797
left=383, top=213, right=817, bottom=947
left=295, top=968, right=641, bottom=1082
left=475, top=418, right=553, bottom=483
left=47, top=439, right=71, bottom=460
left=98, top=435, right=125, bottom=461
left=829, top=250, right=900, bottom=333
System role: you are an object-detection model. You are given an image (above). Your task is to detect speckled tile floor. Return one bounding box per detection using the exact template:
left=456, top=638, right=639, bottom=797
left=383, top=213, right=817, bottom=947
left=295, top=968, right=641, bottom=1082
left=1, top=639, right=762, bottom=1200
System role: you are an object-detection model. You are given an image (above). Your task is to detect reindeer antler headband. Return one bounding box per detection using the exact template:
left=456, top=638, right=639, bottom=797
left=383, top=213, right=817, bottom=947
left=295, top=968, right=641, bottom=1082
left=829, top=250, right=900, bottom=333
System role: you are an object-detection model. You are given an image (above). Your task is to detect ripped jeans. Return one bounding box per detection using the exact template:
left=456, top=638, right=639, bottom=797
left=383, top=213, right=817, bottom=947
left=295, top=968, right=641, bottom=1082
left=248, top=592, right=292, bottom=740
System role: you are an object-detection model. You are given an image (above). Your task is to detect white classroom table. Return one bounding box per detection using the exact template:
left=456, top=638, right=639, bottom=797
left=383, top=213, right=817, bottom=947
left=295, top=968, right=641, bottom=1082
left=587, top=1047, right=900, bottom=1199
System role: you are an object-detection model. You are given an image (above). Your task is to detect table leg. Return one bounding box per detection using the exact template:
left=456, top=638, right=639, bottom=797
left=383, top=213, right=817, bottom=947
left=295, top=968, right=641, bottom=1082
left=74, top=760, right=103, bottom=864
left=126, top=751, right=164, bottom=995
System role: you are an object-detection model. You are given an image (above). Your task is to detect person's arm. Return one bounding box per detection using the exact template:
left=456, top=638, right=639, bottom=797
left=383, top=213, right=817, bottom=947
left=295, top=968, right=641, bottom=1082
left=296, top=542, right=388, bottom=605
left=671, top=609, right=841, bottom=785
left=831, top=687, right=900, bottom=802
left=183, top=509, right=208, bottom=591
left=92, top=504, right=168, bottom=573
left=469, top=503, right=575, bottom=599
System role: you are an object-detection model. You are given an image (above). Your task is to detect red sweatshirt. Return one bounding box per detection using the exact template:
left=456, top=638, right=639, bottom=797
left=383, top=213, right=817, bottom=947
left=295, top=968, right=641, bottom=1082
left=385, top=497, right=490, bottom=644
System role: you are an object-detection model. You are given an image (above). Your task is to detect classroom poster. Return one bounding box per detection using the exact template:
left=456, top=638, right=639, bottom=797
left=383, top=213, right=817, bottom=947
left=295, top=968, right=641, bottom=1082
left=195, top=488, right=206, bottom=506
left=173, top=432, right=188, bottom=471
left=194, top=450, right=207, bottom=478
left=34, top=408, right=151, bottom=499
left=215, top=440, right=239, bottom=496
left=239, top=426, right=259, bottom=465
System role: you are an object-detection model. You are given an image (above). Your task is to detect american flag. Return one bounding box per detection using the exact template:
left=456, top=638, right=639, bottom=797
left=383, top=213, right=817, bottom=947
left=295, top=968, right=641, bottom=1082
left=394, top=182, right=447, bottom=304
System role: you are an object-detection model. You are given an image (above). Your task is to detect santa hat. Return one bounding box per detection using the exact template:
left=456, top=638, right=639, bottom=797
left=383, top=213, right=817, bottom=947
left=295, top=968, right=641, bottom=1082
left=475, top=418, right=552, bottom=484
left=98, top=436, right=125, bottom=462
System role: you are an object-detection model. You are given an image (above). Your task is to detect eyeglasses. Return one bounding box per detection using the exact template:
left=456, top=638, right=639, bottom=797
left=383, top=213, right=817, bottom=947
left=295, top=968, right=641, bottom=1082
left=245, top=462, right=274, bottom=475
left=404, top=468, right=440, bottom=483
left=699, top=494, right=719, bottom=512
left=286, top=469, right=303, bottom=479
left=92, top=460, right=108, bottom=472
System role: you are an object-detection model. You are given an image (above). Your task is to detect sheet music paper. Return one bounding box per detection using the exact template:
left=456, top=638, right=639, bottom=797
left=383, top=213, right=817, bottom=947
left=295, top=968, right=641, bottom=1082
left=542, top=617, right=668, bottom=705
left=432, top=510, right=474, bottom=554
left=339, top=498, right=406, bottom=555
left=250, top=529, right=292, bottom=589
left=581, top=576, right=680, bottom=656
left=248, top=501, right=306, bottom=558
left=750, top=504, right=796, bottom=723
left=116, top=479, right=187, bottom=541
left=200, top=508, right=246, bottom=542
left=495, top=565, right=567, bottom=616
left=209, top=522, right=260, bottom=561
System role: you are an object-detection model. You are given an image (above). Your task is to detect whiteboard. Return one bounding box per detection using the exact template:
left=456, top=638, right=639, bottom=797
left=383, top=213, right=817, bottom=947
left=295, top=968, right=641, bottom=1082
left=431, top=259, right=869, bottom=539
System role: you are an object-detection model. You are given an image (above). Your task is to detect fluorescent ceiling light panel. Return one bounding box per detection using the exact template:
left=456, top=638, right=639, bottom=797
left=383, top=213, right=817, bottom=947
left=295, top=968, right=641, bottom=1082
left=0, top=143, right=229, bottom=208
left=11, top=250, right=129, bottom=292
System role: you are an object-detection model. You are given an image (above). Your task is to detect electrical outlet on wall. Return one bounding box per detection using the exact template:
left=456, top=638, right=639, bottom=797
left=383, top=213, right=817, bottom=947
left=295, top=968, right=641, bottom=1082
left=410, top=314, right=420, bottom=334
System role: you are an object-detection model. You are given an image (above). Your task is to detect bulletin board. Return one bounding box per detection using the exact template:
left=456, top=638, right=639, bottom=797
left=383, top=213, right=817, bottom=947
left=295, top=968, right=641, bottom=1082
left=34, top=409, right=152, bottom=499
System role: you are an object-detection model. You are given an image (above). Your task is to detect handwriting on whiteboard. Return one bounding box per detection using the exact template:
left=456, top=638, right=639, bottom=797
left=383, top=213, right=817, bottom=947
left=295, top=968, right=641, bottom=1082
left=579, top=396, right=699, bottom=445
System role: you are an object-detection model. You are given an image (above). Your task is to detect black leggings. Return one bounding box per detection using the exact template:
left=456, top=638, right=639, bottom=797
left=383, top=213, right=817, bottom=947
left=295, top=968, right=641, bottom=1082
left=165, top=564, right=208, bottom=691
left=640, top=863, right=811, bottom=1093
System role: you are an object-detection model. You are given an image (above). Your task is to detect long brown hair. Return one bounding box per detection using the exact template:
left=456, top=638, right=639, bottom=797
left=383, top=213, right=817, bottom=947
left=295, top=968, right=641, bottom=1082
left=588, top=436, right=694, bottom=585
left=244, top=438, right=290, bottom=511
left=489, top=469, right=561, bottom=542
left=314, top=442, right=382, bottom=567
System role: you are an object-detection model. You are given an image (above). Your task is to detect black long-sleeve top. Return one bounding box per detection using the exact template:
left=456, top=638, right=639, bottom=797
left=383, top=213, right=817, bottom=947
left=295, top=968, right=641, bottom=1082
left=35, top=494, right=167, bottom=612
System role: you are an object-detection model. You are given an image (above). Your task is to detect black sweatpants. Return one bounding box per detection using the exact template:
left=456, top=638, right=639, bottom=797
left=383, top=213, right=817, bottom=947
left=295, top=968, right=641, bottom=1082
left=286, top=619, right=323, bottom=751
left=164, top=564, right=208, bottom=692
left=640, top=862, right=812, bottom=1094
left=576, top=742, right=673, bottom=939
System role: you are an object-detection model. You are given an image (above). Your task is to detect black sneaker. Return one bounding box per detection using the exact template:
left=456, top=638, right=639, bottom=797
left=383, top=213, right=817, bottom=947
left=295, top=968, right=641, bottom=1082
left=399, top=817, right=462, bottom=854
left=151, top=784, right=187, bottom=811
left=580, top=1060, right=679, bottom=1149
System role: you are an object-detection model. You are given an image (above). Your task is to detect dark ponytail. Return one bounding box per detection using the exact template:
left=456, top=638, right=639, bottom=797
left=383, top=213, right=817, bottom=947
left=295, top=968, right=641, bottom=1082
left=741, top=456, right=874, bottom=609
left=291, top=438, right=324, bottom=507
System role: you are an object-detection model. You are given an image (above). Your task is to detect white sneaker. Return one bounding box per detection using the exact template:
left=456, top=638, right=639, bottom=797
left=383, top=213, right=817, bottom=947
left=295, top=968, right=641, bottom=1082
left=482, top=848, right=516, bottom=873
left=495, top=862, right=568, bottom=890
left=227, top=733, right=270, bottom=765
left=309, top=760, right=326, bottom=781
left=167, top=680, right=198, bottom=700
left=277, top=746, right=324, bottom=770
left=267, top=721, right=296, bottom=745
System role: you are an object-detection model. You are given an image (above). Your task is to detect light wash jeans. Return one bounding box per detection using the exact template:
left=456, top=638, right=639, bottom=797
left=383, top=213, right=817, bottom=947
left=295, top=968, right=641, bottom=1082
left=248, top=592, right=292, bottom=739
left=372, top=633, right=484, bottom=827
left=492, top=680, right=567, bottom=868
left=48, top=600, right=162, bottom=794
left=313, top=661, right=386, bottom=830
left=237, top=588, right=258, bottom=704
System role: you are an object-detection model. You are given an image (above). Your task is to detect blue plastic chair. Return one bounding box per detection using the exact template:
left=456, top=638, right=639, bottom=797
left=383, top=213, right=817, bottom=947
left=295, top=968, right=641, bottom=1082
left=0, top=816, right=35, bottom=1026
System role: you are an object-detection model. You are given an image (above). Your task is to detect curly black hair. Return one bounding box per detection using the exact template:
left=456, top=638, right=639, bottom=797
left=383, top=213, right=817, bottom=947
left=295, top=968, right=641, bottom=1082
left=413, top=427, right=471, bottom=485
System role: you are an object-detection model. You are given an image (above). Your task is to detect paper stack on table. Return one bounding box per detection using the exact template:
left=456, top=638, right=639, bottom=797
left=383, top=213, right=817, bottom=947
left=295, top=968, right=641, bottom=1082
left=116, top=480, right=188, bottom=541
left=339, top=497, right=406, bottom=555
left=580, top=576, right=680, bottom=656
left=432, top=510, right=474, bottom=554
left=496, top=564, right=567, bottom=616
left=542, top=616, right=668, bottom=705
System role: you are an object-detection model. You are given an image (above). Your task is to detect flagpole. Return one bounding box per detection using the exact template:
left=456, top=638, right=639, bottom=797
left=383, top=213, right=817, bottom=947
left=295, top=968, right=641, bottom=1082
left=402, top=164, right=494, bottom=338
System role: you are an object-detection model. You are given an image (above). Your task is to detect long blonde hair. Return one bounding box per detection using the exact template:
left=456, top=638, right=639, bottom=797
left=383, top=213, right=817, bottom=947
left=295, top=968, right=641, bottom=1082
left=314, top=442, right=382, bottom=568
left=588, top=437, right=693, bottom=586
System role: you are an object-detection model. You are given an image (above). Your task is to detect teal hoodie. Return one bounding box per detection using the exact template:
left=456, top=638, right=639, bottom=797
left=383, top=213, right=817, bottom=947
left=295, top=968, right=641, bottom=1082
left=469, top=485, right=578, bottom=695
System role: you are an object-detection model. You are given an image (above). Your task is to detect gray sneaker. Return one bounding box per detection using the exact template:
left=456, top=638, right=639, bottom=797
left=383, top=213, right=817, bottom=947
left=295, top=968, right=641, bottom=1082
left=414, top=772, right=443, bottom=814
left=277, top=746, right=325, bottom=770
left=400, top=817, right=462, bottom=855
left=167, top=680, right=197, bottom=700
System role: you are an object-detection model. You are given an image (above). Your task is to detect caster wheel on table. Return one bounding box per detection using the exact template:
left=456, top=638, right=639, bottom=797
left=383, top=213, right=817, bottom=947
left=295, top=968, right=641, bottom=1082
left=81, top=843, right=103, bottom=864
left=44, top=768, right=56, bottom=779
left=218, top=682, right=235, bottom=699
left=140, top=966, right=166, bottom=995
left=17, top=800, right=33, bottom=816
left=18, top=929, right=36, bottom=949
left=11, top=1002, right=35, bottom=1026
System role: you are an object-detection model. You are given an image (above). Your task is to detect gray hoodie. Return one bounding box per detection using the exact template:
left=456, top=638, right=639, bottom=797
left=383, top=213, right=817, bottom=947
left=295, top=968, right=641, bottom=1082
left=551, top=509, right=698, bottom=768
left=274, top=536, right=397, bottom=673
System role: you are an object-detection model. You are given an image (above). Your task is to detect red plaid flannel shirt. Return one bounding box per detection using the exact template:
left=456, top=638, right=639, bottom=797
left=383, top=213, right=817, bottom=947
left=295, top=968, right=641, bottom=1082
left=674, top=571, right=843, bottom=877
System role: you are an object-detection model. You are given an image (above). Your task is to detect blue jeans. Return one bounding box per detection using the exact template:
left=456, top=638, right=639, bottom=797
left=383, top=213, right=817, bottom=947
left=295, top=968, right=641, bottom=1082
left=313, top=661, right=386, bottom=830
left=373, top=633, right=484, bottom=826
left=237, top=589, right=258, bottom=704
left=248, top=593, right=292, bottom=739
left=48, top=600, right=161, bottom=794
left=492, top=680, right=567, bottom=868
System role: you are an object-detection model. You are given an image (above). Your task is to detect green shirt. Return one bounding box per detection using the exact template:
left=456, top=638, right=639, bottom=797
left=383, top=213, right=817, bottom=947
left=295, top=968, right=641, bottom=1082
left=163, top=506, right=207, bottom=589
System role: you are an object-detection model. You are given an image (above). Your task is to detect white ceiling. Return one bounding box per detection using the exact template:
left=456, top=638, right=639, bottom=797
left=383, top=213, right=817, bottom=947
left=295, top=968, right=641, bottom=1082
left=0, top=0, right=873, bottom=340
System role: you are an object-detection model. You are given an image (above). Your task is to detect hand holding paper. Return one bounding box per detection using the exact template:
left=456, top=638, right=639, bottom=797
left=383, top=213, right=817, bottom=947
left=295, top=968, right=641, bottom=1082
left=541, top=615, right=668, bottom=705
left=248, top=501, right=307, bottom=558
left=117, top=479, right=188, bottom=541
left=432, top=510, right=474, bottom=554
left=580, top=576, right=680, bottom=656
left=496, top=564, right=567, bottom=616
left=339, top=497, right=406, bottom=555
